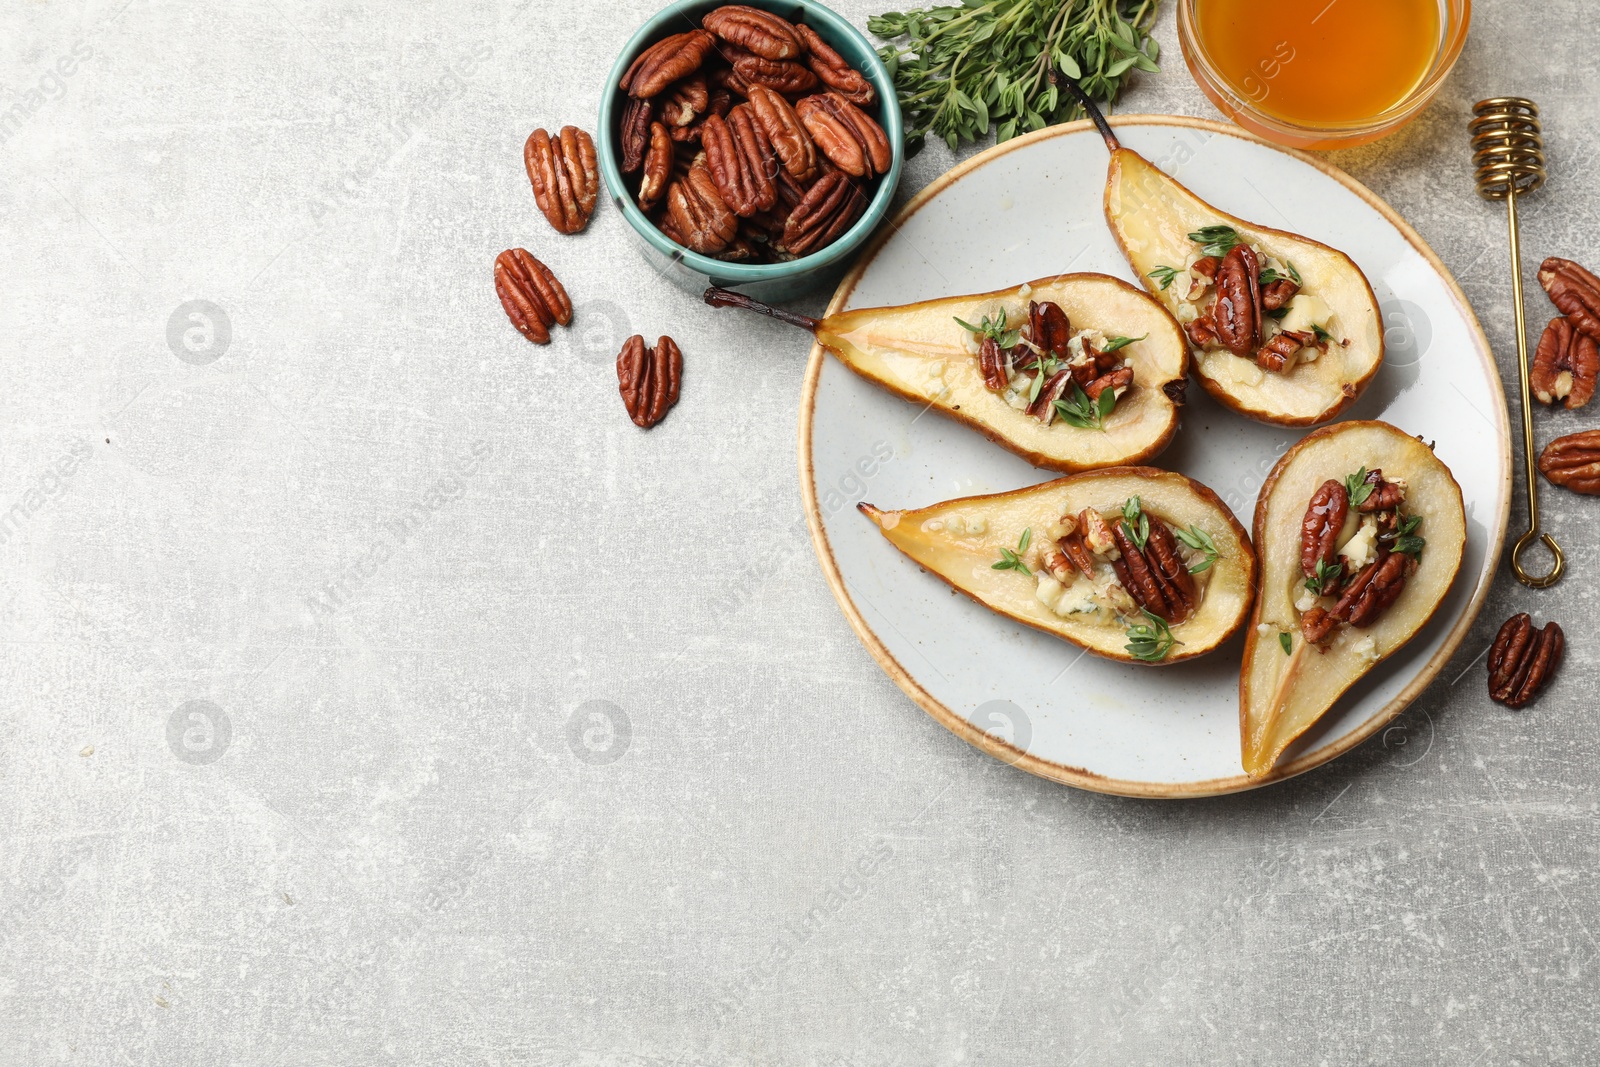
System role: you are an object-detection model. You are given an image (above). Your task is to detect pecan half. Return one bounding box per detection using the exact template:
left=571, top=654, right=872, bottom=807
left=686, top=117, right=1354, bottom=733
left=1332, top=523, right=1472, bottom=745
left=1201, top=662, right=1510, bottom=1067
left=1213, top=244, right=1261, bottom=355
left=978, top=336, right=1008, bottom=392
left=1300, top=479, right=1349, bottom=577
left=524, top=126, right=599, bottom=235
left=1028, top=300, right=1071, bottom=356
left=723, top=42, right=819, bottom=96
left=1531, top=316, right=1598, bottom=408
left=1257, top=329, right=1314, bottom=372
left=1300, top=607, right=1337, bottom=645
left=1077, top=508, right=1117, bottom=556
left=666, top=164, right=739, bottom=254
left=1357, top=468, right=1404, bottom=512
left=660, top=74, right=710, bottom=128
left=1058, top=532, right=1098, bottom=579
left=779, top=170, right=864, bottom=256
left=1024, top=368, right=1074, bottom=423
left=637, top=121, right=674, bottom=213
left=1301, top=550, right=1406, bottom=643
left=795, top=92, right=892, bottom=179
left=623, top=30, right=717, bottom=99
left=1084, top=365, right=1132, bottom=401
left=794, top=24, right=876, bottom=106
left=1190, top=256, right=1220, bottom=283
left=493, top=249, right=572, bottom=345
left=1110, top=522, right=1194, bottom=624
left=1538, top=257, right=1600, bottom=342
left=617, top=335, right=683, bottom=429
left=1260, top=278, right=1299, bottom=311
left=1144, top=522, right=1198, bottom=622
left=747, top=85, right=817, bottom=183
left=1330, top=551, right=1407, bottom=629
left=1488, top=613, right=1564, bottom=709
left=1184, top=307, right=1220, bottom=349
left=703, top=5, right=804, bottom=60
left=1538, top=429, right=1600, bottom=494
left=619, top=97, right=654, bottom=173
left=702, top=107, right=777, bottom=218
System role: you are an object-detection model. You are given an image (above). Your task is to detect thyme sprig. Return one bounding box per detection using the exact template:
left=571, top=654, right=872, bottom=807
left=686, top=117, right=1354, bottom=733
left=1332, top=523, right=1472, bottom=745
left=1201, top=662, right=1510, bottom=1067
left=869, top=0, right=1161, bottom=155
left=1173, top=524, right=1218, bottom=574
left=993, top=527, right=1034, bottom=574
left=954, top=309, right=1022, bottom=348
left=1054, top=383, right=1115, bottom=429
left=1125, top=608, right=1177, bottom=662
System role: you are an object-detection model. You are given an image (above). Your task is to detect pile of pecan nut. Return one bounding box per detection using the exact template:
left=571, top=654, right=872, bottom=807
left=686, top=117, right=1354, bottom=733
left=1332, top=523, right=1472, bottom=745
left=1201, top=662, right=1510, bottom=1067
left=1184, top=244, right=1328, bottom=372
left=616, top=5, right=891, bottom=262
left=1534, top=257, right=1600, bottom=496
left=1296, top=469, right=1414, bottom=645
left=978, top=299, right=1135, bottom=424
left=1037, top=506, right=1198, bottom=624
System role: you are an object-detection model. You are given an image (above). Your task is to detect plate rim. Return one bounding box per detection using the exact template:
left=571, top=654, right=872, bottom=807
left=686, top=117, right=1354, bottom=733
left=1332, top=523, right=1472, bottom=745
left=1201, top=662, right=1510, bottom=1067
left=797, top=114, right=1511, bottom=799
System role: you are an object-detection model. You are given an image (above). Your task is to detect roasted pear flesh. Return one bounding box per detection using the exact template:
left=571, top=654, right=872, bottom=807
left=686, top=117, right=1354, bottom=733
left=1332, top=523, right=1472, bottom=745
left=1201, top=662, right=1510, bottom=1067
left=1240, top=421, right=1466, bottom=777
left=859, top=467, right=1256, bottom=664
left=708, top=275, right=1188, bottom=472
left=1062, top=80, right=1384, bottom=426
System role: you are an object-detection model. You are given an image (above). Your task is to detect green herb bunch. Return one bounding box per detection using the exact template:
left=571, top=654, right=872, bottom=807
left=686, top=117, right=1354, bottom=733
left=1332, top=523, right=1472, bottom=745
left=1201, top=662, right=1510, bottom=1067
left=868, top=0, right=1162, bottom=155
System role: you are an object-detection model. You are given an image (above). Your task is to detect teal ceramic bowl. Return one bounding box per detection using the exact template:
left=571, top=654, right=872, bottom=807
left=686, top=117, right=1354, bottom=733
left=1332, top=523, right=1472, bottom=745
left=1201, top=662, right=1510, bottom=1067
left=598, top=0, right=903, bottom=302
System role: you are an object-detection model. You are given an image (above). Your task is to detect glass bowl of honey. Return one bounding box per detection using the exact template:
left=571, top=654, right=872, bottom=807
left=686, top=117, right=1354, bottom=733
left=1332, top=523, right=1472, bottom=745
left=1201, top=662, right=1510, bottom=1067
left=1178, top=0, right=1470, bottom=150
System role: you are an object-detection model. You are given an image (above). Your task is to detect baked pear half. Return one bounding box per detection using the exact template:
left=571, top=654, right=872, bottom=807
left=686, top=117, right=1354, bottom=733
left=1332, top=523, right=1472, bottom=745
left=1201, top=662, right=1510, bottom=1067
left=1241, top=421, right=1466, bottom=777
left=859, top=467, right=1256, bottom=664
left=1065, top=82, right=1383, bottom=426
left=706, top=276, right=1188, bottom=471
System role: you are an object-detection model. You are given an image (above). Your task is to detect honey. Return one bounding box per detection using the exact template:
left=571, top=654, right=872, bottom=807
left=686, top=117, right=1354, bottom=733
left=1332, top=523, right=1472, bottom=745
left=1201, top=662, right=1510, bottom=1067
left=1194, top=0, right=1441, bottom=127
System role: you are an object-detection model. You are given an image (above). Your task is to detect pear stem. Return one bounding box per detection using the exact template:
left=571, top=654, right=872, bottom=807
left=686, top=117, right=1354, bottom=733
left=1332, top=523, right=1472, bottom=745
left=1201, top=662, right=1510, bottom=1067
left=1056, top=72, right=1120, bottom=152
left=703, top=287, right=820, bottom=333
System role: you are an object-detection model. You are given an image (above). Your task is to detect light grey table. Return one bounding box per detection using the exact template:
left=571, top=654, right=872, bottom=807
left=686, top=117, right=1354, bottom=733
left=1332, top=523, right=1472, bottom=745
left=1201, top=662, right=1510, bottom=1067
left=2, top=1, right=1595, bottom=1063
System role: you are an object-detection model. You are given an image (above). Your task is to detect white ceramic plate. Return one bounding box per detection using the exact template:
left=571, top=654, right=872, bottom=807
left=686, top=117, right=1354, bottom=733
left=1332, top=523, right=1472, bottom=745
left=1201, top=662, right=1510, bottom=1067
left=801, top=117, right=1510, bottom=798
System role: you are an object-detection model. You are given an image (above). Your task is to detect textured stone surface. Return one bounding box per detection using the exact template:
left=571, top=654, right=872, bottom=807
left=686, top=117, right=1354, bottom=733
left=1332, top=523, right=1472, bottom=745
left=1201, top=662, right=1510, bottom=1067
left=2, top=1, right=1596, bottom=1063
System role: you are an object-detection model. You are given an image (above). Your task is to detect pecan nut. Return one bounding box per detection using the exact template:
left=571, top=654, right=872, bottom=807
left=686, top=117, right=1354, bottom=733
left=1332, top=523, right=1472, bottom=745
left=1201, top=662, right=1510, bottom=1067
left=703, top=5, right=804, bottom=60
left=1538, top=429, right=1600, bottom=494
left=659, top=74, right=710, bottom=128
left=524, top=126, right=599, bottom=235
left=617, top=335, right=683, bottom=429
left=619, top=97, right=653, bottom=173
left=666, top=163, right=739, bottom=254
left=747, top=85, right=817, bottom=183
left=795, top=92, right=892, bottom=179
left=1025, top=368, right=1074, bottom=423
left=1260, top=277, right=1299, bottom=311
left=1084, top=366, right=1133, bottom=401
left=724, top=42, right=819, bottom=96
left=1300, top=479, right=1349, bottom=577
left=778, top=170, right=864, bottom=256
left=1184, top=307, right=1220, bottom=349
left=1301, top=550, right=1407, bottom=643
left=637, top=121, right=674, bottom=213
left=1213, top=244, right=1261, bottom=355
left=794, top=24, right=876, bottom=106
left=1340, top=551, right=1408, bottom=627
left=1538, top=257, right=1600, bottom=342
left=1256, top=329, right=1315, bottom=372
left=493, top=249, right=572, bottom=345
left=1488, top=613, right=1564, bottom=709
left=702, top=107, right=777, bottom=218
left=1531, top=316, right=1598, bottom=408
left=623, top=30, right=717, bottom=99
left=1027, top=300, right=1071, bottom=356
left=1110, top=520, right=1195, bottom=624
left=1356, top=468, right=1404, bottom=512
left=978, top=336, right=1008, bottom=392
